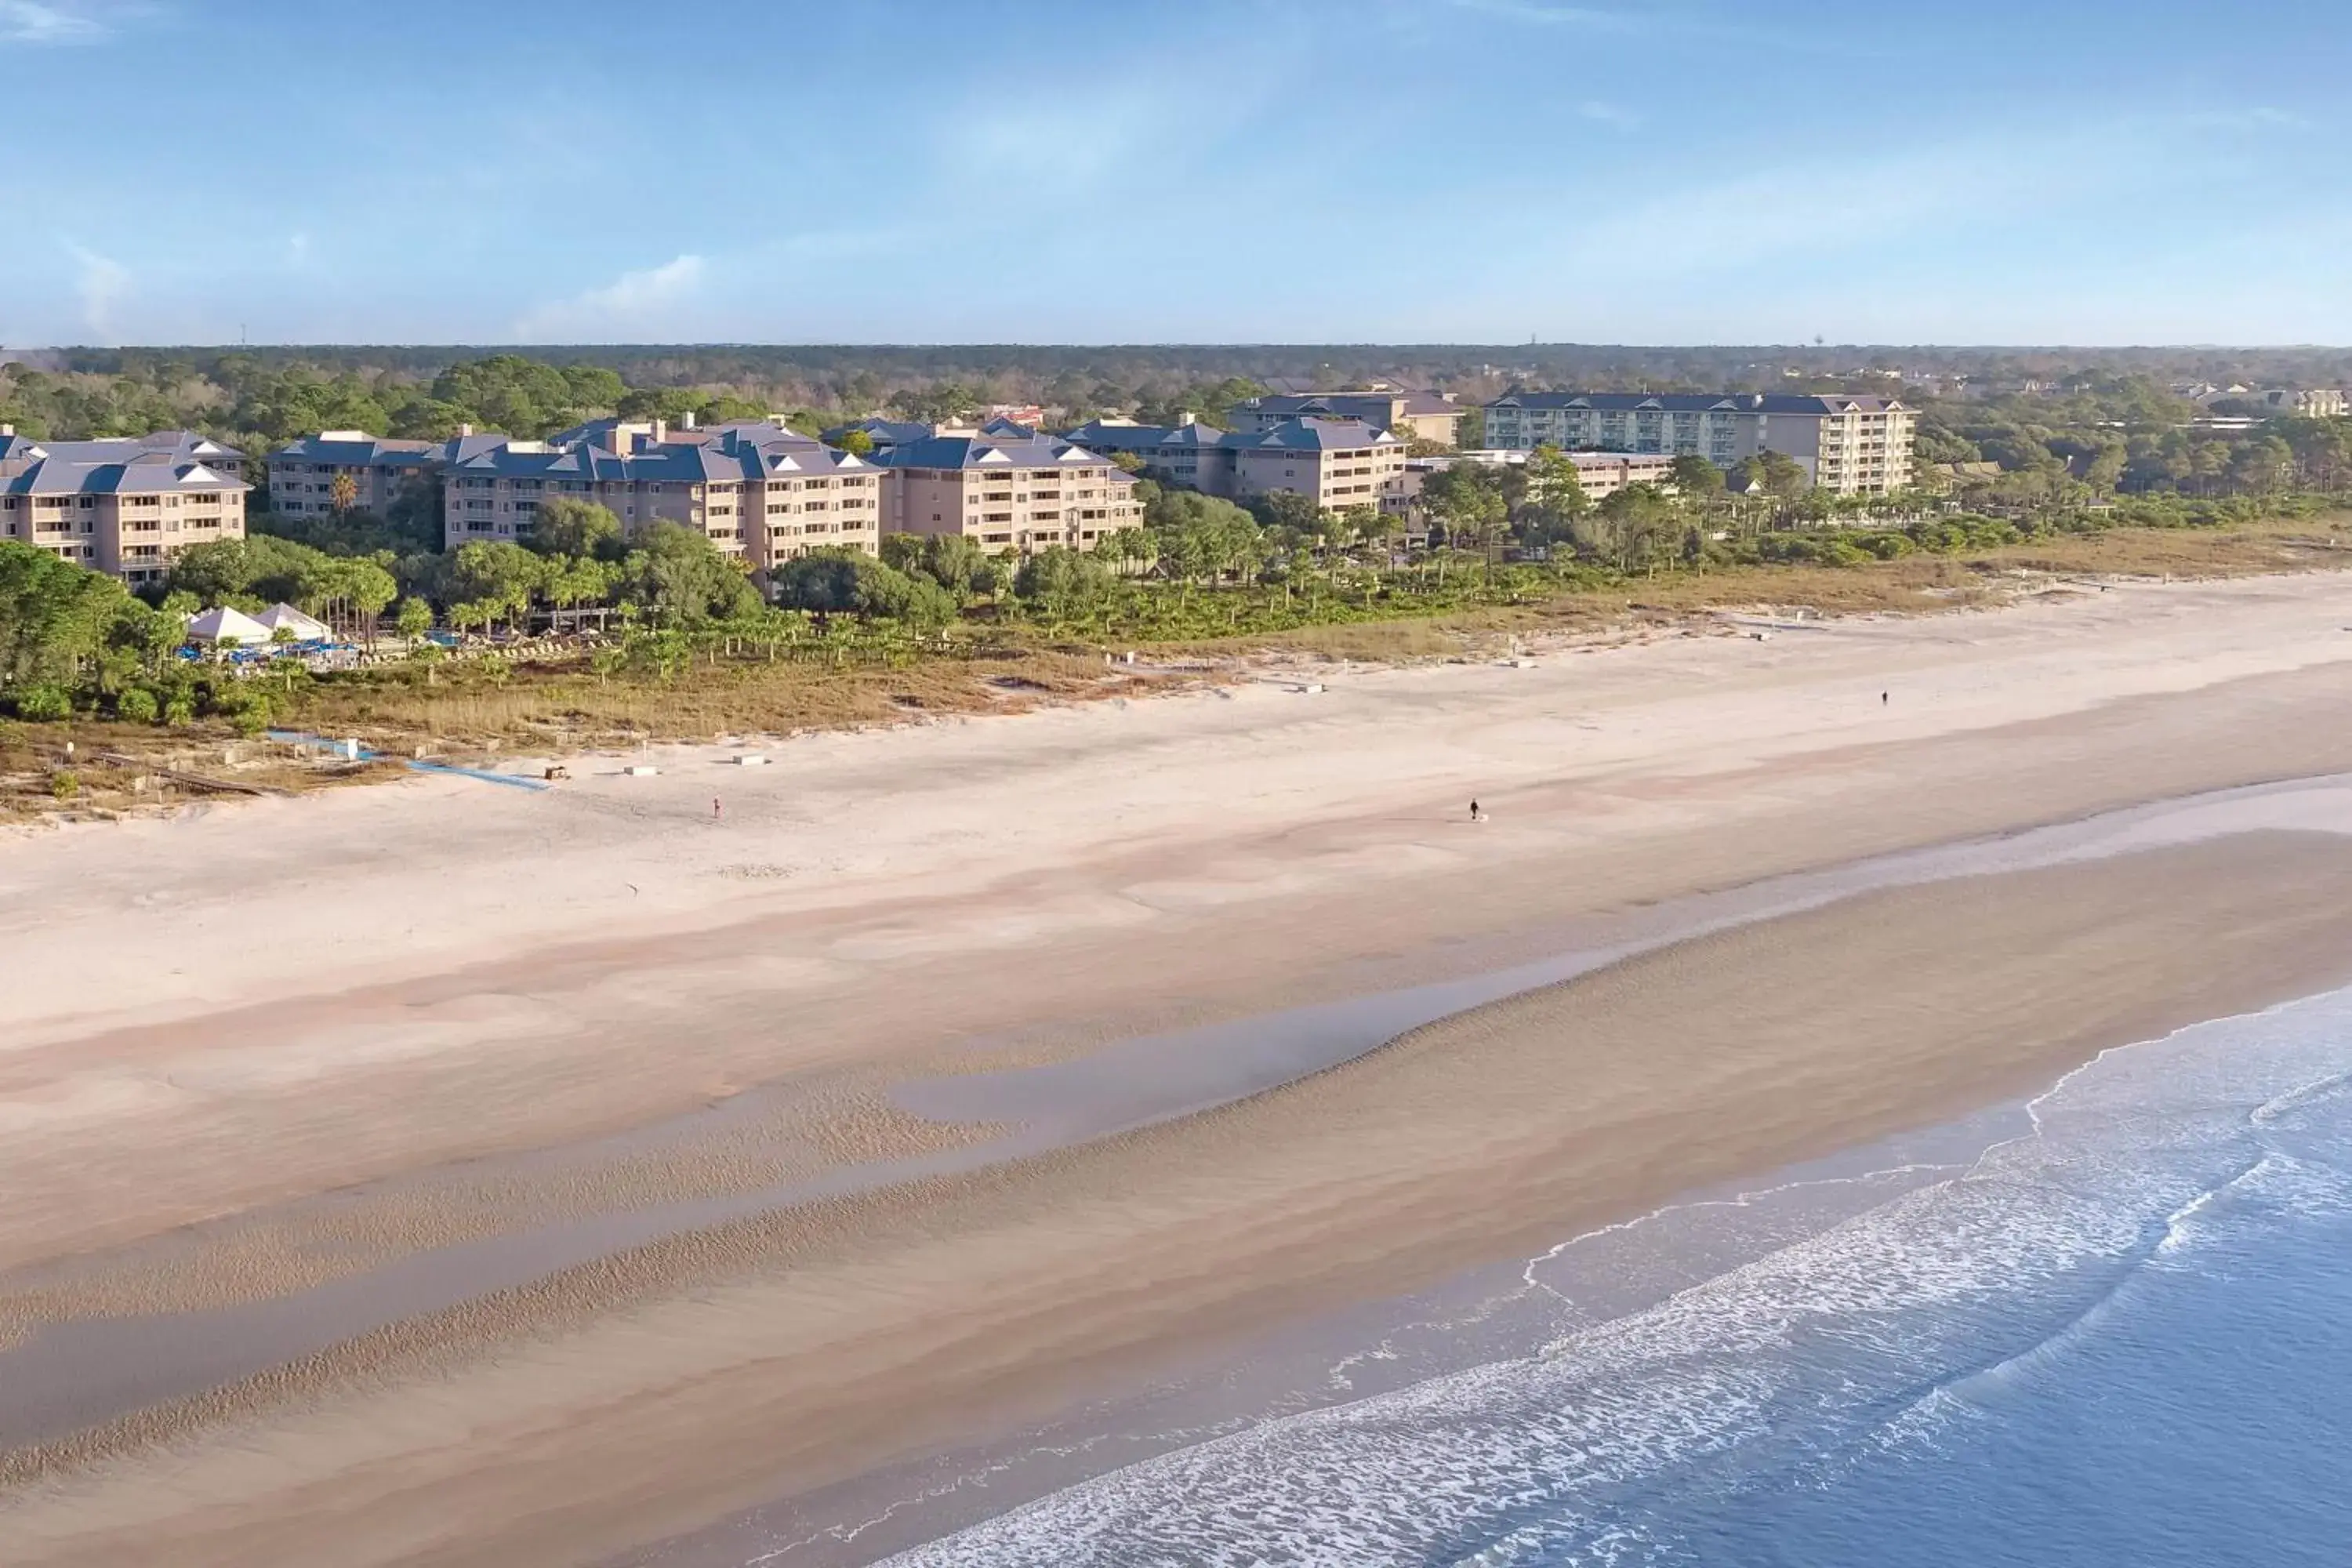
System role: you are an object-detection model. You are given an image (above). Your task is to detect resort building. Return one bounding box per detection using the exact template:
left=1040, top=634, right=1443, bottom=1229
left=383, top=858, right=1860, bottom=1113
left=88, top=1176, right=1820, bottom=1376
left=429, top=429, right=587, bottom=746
left=1544, top=450, right=1679, bottom=500
left=1230, top=419, right=1409, bottom=510
left=820, top=415, right=1040, bottom=452
left=818, top=417, right=934, bottom=453
left=0, top=426, right=249, bottom=586
left=1387, top=449, right=1677, bottom=519
left=1232, top=390, right=1465, bottom=447
left=266, top=430, right=477, bottom=517
left=1060, top=416, right=1410, bottom=512
left=2245, top=388, right=2347, bottom=418
left=1061, top=418, right=1240, bottom=496
left=440, top=421, right=880, bottom=567
left=871, top=433, right=1140, bottom=555
left=1480, top=392, right=1917, bottom=494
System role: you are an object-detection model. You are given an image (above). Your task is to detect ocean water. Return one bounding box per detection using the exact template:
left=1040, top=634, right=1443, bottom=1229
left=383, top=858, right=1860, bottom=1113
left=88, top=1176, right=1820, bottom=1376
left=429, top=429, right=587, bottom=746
left=875, top=985, right=2352, bottom=1567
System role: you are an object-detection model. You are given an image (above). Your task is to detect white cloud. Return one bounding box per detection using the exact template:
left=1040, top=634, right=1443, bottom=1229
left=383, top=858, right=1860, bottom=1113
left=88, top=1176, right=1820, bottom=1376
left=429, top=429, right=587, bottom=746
left=0, top=1, right=118, bottom=45
left=288, top=231, right=312, bottom=267
left=514, top=253, right=706, bottom=341
left=1577, top=99, right=1639, bottom=129
left=61, top=240, right=129, bottom=341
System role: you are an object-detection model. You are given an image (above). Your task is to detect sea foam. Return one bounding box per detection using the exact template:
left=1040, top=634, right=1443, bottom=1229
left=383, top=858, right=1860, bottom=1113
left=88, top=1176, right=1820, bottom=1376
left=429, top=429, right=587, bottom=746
left=877, top=987, right=2352, bottom=1567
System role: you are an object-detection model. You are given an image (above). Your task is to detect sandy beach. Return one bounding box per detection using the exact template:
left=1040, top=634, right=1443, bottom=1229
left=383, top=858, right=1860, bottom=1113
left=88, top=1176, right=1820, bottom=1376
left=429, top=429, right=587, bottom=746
left=13, top=572, right=2352, bottom=1565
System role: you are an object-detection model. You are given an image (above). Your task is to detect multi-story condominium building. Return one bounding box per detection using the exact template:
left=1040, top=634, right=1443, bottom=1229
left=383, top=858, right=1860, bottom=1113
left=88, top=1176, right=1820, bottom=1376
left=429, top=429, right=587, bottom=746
left=872, top=433, right=1140, bottom=554
left=1062, top=416, right=1409, bottom=511
left=2248, top=388, right=2347, bottom=418
left=1232, top=390, right=1465, bottom=447
left=266, top=430, right=489, bottom=517
left=1231, top=418, right=1409, bottom=510
left=1388, top=450, right=1677, bottom=519
left=1061, top=418, right=1240, bottom=495
left=820, top=415, right=1039, bottom=453
left=821, top=418, right=938, bottom=453
left=441, top=420, right=880, bottom=568
left=1481, top=392, right=1916, bottom=495
left=2172, top=383, right=2347, bottom=416
left=0, top=426, right=249, bottom=586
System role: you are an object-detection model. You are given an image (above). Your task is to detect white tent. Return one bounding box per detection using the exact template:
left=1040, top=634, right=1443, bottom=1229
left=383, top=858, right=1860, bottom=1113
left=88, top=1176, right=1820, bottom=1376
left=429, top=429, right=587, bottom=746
left=255, top=602, right=332, bottom=641
left=184, top=606, right=272, bottom=645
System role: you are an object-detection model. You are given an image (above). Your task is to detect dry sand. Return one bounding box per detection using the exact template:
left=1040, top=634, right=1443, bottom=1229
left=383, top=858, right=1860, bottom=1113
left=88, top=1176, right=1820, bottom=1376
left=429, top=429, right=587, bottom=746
left=12, top=573, right=2352, bottom=1563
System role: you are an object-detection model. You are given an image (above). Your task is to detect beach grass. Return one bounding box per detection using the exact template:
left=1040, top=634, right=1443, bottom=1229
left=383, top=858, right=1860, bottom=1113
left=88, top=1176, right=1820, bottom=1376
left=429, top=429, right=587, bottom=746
left=6, top=518, right=2348, bottom=816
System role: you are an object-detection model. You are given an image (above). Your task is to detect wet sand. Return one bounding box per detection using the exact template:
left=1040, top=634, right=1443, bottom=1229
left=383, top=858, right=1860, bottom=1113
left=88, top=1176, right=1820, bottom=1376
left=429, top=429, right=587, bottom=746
left=14, top=575, right=2352, bottom=1563
left=13, top=834, right=2352, bottom=1566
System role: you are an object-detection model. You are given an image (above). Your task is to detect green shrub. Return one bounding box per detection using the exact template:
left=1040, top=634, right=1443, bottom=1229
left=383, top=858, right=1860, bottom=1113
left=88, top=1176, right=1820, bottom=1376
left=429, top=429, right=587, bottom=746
left=49, top=769, right=79, bottom=800
left=12, top=684, right=74, bottom=722
left=115, top=688, right=161, bottom=724
left=162, top=692, right=197, bottom=728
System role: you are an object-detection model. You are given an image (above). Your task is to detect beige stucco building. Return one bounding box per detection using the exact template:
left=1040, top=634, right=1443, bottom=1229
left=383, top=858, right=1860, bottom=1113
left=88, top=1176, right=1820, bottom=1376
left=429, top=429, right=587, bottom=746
left=0, top=427, right=249, bottom=587
left=873, top=433, right=1140, bottom=555
left=267, top=432, right=448, bottom=518
left=1062, top=416, right=1408, bottom=513
left=441, top=419, right=880, bottom=568
left=1388, top=449, right=1677, bottom=518
left=1233, top=390, right=1465, bottom=447
left=1229, top=418, right=1409, bottom=510
left=1482, top=392, right=1916, bottom=495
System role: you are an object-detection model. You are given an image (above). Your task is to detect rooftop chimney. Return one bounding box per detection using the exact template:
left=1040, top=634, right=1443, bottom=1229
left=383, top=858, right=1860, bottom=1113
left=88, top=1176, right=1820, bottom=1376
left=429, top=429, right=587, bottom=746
left=652, top=418, right=669, bottom=445
left=0, top=423, right=12, bottom=437
left=459, top=422, right=475, bottom=437
left=681, top=409, right=698, bottom=430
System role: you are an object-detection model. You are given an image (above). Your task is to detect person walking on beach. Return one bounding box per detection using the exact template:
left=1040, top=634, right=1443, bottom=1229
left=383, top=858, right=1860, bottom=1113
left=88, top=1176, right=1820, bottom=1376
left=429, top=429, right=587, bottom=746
left=713, top=796, right=723, bottom=822
left=1469, top=798, right=1484, bottom=823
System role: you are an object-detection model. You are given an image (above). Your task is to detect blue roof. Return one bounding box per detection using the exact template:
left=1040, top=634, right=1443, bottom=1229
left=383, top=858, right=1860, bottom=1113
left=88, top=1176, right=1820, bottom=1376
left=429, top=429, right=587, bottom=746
left=1061, top=416, right=1393, bottom=453
left=5, top=430, right=243, bottom=467
left=871, top=435, right=1110, bottom=470
left=1247, top=391, right=1458, bottom=419
left=821, top=417, right=935, bottom=447
left=267, top=434, right=441, bottom=466
left=445, top=433, right=871, bottom=484
left=2, top=452, right=246, bottom=496
left=1234, top=417, right=1399, bottom=452
left=1062, top=419, right=1231, bottom=450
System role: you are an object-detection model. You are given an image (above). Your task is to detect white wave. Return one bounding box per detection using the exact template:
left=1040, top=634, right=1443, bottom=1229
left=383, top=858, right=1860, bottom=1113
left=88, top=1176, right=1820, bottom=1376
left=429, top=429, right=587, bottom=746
left=875, top=989, right=2352, bottom=1567
left=2252, top=1068, right=2352, bottom=1127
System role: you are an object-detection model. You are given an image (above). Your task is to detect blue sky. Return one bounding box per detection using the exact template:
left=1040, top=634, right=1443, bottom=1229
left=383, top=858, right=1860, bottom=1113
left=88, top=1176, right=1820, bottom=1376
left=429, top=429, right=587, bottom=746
left=5, top=0, right=2350, bottom=346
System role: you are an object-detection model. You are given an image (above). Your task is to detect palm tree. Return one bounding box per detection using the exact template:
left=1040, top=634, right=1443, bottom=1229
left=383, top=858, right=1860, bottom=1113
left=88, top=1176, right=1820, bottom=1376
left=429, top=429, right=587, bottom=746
left=328, top=470, right=358, bottom=517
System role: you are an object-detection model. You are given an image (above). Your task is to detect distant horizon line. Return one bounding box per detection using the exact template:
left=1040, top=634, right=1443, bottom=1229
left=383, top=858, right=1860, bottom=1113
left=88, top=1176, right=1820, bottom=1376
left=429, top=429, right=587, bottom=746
left=10, top=341, right=2352, bottom=355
